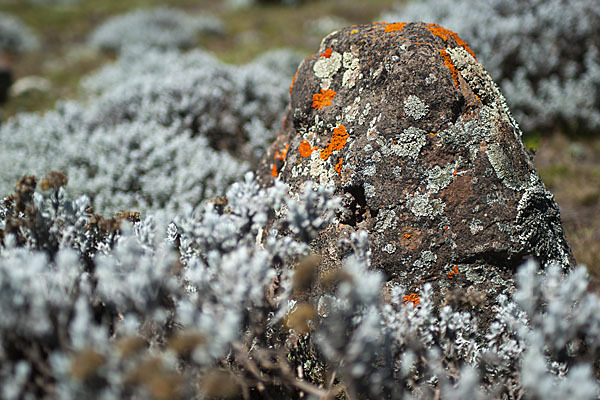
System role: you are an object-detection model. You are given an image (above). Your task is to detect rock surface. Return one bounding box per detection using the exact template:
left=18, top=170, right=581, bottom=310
left=261, top=22, right=574, bottom=306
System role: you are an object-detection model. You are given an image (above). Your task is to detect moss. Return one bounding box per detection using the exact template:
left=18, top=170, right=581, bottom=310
left=523, top=131, right=542, bottom=152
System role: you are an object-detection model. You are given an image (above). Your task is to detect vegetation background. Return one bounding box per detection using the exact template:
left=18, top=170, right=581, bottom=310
left=1, top=0, right=599, bottom=285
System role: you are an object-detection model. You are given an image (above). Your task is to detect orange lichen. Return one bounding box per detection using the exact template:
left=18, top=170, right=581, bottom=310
left=312, top=89, right=336, bottom=110
left=447, top=265, right=460, bottom=279
left=320, top=125, right=349, bottom=160
left=453, top=170, right=458, bottom=176
left=351, top=29, right=359, bottom=34
left=320, top=46, right=333, bottom=58
left=274, top=143, right=289, bottom=161
left=299, top=140, right=314, bottom=158
left=334, top=158, right=343, bottom=174
left=429, top=132, right=438, bottom=136
left=271, top=164, right=278, bottom=177
left=384, top=22, right=406, bottom=33
left=403, top=234, right=411, bottom=240
left=426, top=23, right=477, bottom=59
left=289, top=70, right=299, bottom=94
left=403, top=293, right=420, bottom=306
left=439, top=49, right=460, bottom=89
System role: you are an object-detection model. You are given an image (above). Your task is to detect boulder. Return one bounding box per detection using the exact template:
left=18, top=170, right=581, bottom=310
left=261, top=22, right=574, bottom=306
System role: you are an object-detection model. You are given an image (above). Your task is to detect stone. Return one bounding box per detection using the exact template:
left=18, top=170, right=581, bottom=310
left=260, top=22, right=574, bottom=308
left=10, top=76, right=51, bottom=97
left=0, top=53, right=12, bottom=104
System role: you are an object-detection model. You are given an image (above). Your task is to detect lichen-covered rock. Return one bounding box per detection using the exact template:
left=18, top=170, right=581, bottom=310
left=260, top=22, right=574, bottom=306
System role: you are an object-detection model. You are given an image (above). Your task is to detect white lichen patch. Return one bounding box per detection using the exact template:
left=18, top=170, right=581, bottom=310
left=364, top=182, right=376, bottom=198
left=425, top=73, right=438, bottom=85
left=362, top=164, right=376, bottom=177
left=391, top=127, right=427, bottom=159
left=375, top=209, right=397, bottom=233
left=470, top=218, right=483, bottom=234
left=404, top=95, right=429, bottom=120
left=342, top=50, right=360, bottom=89
left=407, top=192, right=445, bottom=218
left=358, top=102, right=371, bottom=126
left=308, top=150, right=336, bottom=185
left=344, top=96, right=362, bottom=124
left=464, top=265, right=485, bottom=284
left=392, top=166, right=403, bottom=180
left=314, top=51, right=342, bottom=81
left=413, top=251, right=437, bottom=269
left=382, top=243, right=396, bottom=254
left=426, top=162, right=456, bottom=193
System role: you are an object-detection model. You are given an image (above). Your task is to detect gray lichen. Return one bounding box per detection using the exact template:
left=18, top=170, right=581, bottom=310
left=413, top=250, right=437, bottom=270
left=403, top=95, right=429, bottom=120
left=406, top=192, right=445, bottom=218
left=426, top=163, right=456, bottom=193
left=391, top=127, right=427, bottom=159
left=486, top=142, right=528, bottom=191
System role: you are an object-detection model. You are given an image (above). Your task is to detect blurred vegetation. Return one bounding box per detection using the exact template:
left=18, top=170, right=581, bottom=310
left=1, top=0, right=600, bottom=283
left=1, top=0, right=398, bottom=117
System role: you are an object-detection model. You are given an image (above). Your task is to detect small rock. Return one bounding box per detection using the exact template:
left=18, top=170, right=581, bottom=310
left=10, top=76, right=51, bottom=97
left=261, top=22, right=574, bottom=306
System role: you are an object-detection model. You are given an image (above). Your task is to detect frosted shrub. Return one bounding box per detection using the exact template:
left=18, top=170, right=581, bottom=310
left=381, top=0, right=600, bottom=133
left=0, top=173, right=341, bottom=398
left=0, top=47, right=300, bottom=216
left=84, top=47, right=301, bottom=161
left=0, top=173, right=600, bottom=398
left=88, top=7, right=224, bottom=52
left=0, top=12, right=38, bottom=54
left=0, top=106, right=248, bottom=216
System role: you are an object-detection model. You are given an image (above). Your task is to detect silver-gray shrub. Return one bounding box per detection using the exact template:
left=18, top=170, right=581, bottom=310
left=0, top=47, right=301, bottom=216
left=0, top=105, right=248, bottom=217
left=0, top=173, right=340, bottom=398
left=0, top=12, right=38, bottom=54
left=1, top=174, right=600, bottom=398
left=381, top=0, right=600, bottom=133
left=88, top=7, right=224, bottom=53
left=83, top=47, right=301, bottom=162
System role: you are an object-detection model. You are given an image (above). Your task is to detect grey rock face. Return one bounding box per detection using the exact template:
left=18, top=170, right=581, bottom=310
left=261, top=22, right=574, bottom=305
